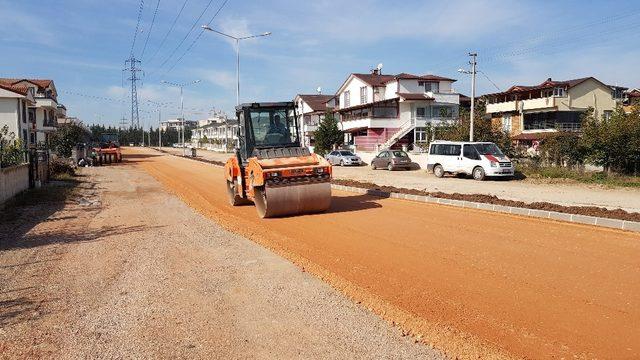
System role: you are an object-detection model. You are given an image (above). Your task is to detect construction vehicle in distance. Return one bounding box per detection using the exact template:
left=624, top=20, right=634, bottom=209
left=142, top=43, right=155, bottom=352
left=92, top=133, right=122, bottom=164
left=224, top=102, right=332, bottom=218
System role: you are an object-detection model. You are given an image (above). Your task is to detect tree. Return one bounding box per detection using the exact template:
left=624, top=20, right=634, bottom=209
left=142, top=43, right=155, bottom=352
left=539, top=132, right=584, bottom=167
left=313, top=111, right=343, bottom=156
left=50, top=123, right=87, bottom=157
left=0, top=125, right=24, bottom=167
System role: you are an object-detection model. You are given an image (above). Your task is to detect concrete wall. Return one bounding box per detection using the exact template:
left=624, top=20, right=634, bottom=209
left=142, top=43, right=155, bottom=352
left=0, top=164, right=29, bottom=205
left=338, top=76, right=370, bottom=108
left=0, top=97, right=20, bottom=137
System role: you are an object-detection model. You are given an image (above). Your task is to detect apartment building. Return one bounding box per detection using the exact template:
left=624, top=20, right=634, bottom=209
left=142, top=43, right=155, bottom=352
left=333, top=68, right=460, bottom=151
left=160, top=118, right=198, bottom=132
left=293, top=94, right=334, bottom=148
left=191, top=117, right=239, bottom=152
left=0, top=83, right=35, bottom=147
left=484, top=77, right=623, bottom=145
left=0, top=78, right=64, bottom=147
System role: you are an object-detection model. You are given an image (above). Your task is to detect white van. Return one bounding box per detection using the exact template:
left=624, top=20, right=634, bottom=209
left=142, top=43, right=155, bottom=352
left=426, top=141, right=514, bottom=181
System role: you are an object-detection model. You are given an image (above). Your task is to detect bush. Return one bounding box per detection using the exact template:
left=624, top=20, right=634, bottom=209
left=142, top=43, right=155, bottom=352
left=0, top=125, right=25, bottom=167
left=539, top=132, right=584, bottom=167
left=49, top=158, right=75, bottom=177
left=313, top=111, right=343, bottom=156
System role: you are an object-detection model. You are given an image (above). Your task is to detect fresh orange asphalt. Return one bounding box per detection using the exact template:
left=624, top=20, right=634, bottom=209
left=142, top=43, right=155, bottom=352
left=126, top=148, right=640, bottom=359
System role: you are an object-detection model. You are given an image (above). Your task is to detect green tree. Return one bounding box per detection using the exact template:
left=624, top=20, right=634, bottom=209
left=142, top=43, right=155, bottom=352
left=539, top=132, right=584, bottom=167
left=50, top=123, right=87, bottom=157
left=313, top=111, right=343, bottom=156
left=0, top=125, right=25, bottom=167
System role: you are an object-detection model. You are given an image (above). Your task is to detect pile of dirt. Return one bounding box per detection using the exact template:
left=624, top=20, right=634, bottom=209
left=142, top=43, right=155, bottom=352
left=332, top=178, right=640, bottom=222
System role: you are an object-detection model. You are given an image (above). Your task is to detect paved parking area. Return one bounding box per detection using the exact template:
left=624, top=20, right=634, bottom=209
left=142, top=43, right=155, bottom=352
left=155, top=146, right=640, bottom=212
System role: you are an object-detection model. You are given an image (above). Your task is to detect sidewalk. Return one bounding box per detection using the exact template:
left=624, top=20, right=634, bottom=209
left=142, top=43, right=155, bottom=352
left=153, top=146, right=640, bottom=213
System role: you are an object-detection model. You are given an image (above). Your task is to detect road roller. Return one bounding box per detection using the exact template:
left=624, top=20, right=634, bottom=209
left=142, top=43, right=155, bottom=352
left=224, top=102, right=332, bottom=218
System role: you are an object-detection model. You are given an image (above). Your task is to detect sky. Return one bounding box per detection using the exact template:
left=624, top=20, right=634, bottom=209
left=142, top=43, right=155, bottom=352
left=1, top=0, right=639, bottom=128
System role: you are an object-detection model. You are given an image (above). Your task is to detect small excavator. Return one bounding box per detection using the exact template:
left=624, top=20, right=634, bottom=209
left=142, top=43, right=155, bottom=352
left=224, top=102, right=332, bottom=218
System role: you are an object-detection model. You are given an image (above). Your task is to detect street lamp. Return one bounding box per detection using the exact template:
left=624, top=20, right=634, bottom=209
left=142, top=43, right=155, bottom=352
left=201, top=25, right=271, bottom=152
left=161, top=79, right=201, bottom=155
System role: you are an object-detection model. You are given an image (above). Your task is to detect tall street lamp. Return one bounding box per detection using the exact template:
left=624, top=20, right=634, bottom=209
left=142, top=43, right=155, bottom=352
left=201, top=25, right=271, bottom=152
left=161, top=79, right=201, bottom=155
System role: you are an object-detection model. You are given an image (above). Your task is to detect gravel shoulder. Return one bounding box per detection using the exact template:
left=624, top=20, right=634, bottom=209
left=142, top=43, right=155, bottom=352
left=161, top=147, right=640, bottom=212
left=0, top=159, right=443, bottom=359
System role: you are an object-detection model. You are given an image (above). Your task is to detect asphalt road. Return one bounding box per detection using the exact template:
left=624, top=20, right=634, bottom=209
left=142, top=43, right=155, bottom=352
left=133, top=147, right=640, bottom=359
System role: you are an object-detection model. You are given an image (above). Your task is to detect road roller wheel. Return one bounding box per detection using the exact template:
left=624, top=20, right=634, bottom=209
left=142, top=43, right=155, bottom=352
left=227, top=180, right=248, bottom=206
left=253, top=183, right=332, bottom=218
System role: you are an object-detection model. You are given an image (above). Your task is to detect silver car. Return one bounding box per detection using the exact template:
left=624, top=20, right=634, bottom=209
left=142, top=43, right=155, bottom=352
left=371, top=150, right=413, bottom=171
left=325, top=150, right=363, bottom=166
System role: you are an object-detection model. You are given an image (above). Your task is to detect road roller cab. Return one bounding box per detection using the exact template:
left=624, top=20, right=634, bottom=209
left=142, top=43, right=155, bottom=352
left=224, top=102, right=332, bottom=218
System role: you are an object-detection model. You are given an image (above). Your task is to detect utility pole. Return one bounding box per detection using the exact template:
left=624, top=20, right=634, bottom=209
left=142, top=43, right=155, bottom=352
left=469, top=52, right=477, bottom=142
left=124, top=56, right=142, bottom=130
left=458, top=52, right=478, bottom=142
left=161, top=80, right=200, bottom=156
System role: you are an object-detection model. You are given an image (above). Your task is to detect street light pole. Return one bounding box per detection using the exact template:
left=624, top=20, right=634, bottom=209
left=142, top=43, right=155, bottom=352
left=201, top=25, right=271, bottom=152
left=161, top=79, right=200, bottom=155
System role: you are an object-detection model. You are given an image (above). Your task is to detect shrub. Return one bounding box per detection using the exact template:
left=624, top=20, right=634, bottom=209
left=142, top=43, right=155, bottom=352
left=0, top=125, right=25, bottom=167
left=49, top=157, right=75, bottom=177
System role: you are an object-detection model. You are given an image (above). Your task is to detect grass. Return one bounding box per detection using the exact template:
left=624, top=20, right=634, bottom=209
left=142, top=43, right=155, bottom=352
left=516, top=165, right=640, bottom=188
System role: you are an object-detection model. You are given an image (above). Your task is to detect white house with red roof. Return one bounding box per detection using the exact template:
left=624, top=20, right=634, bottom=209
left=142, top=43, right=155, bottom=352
left=0, top=82, right=36, bottom=147
left=293, top=93, right=335, bottom=148
left=333, top=67, right=460, bottom=151
left=0, top=78, right=64, bottom=147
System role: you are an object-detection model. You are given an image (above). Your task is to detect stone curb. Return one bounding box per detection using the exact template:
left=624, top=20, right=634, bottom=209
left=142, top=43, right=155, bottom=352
left=331, top=184, right=640, bottom=233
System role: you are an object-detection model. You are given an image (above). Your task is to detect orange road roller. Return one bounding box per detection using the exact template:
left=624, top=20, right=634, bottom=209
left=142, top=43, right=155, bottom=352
left=224, top=102, right=332, bottom=218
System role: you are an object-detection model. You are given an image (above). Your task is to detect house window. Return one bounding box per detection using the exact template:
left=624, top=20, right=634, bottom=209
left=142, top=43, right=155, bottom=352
left=416, top=107, right=427, bottom=118
left=432, top=106, right=453, bottom=118
left=344, top=91, right=350, bottom=108
left=21, top=101, right=27, bottom=123
left=603, top=110, right=613, bottom=121
left=415, top=127, right=429, bottom=142
left=360, top=86, right=367, bottom=104
left=501, top=114, right=512, bottom=132
left=553, top=87, right=566, bottom=97
left=30, top=132, right=36, bottom=144
left=420, top=81, right=439, bottom=93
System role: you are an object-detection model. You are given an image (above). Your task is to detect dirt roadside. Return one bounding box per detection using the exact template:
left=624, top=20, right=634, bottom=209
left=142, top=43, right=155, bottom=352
left=141, top=147, right=640, bottom=359
left=161, top=146, right=640, bottom=212
left=0, top=159, right=443, bottom=359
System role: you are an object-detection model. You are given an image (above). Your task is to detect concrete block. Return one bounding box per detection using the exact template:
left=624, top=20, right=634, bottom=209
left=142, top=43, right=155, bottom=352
left=572, top=214, right=597, bottom=225
left=623, top=221, right=640, bottom=232
left=425, top=197, right=439, bottom=204
left=548, top=211, right=572, bottom=222
left=529, top=209, right=550, bottom=219
left=463, top=201, right=480, bottom=209
left=510, top=207, right=531, bottom=216
left=449, top=199, right=465, bottom=207
left=414, top=195, right=428, bottom=203
left=491, top=205, right=510, bottom=214
left=595, top=217, right=625, bottom=230
left=437, top=198, right=452, bottom=205
left=477, top=203, right=495, bottom=211
left=389, top=192, right=402, bottom=199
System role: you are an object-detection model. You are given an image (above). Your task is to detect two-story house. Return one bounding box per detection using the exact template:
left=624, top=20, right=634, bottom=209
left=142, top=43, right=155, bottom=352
left=191, top=113, right=238, bottom=151
left=624, top=88, right=640, bottom=113
left=0, top=82, right=35, bottom=147
left=333, top=69, right=460, bottom=151
left=484, top=77, right=623, bottom=146
left=0, top=78, right=63, bottom=147
left=293, top=94, right=334, bottom=148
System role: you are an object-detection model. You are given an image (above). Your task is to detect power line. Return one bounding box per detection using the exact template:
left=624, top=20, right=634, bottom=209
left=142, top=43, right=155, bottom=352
left=141, top=0, right=161, bottom=60
left=160, top=0, right=230, bottom=77
left=478, top=70, right=501, bottom=92
left=146, top=0, right=190, bottom=65
left=129, top=0, right=145, bottom=57
left=155, top=0, right=217, bottom=70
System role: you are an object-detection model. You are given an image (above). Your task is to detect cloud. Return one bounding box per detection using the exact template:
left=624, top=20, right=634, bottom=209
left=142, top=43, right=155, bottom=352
left=201, top=69, right=236, bottom=90
left=0, top=1, right=56, bottom=46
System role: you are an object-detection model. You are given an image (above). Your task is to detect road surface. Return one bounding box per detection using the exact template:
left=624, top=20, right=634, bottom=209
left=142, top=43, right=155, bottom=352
left=135, top=148, right=640, bottom=359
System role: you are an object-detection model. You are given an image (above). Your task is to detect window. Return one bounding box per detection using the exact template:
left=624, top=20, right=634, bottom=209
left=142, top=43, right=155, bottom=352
left=360, top=86, right=368, bottom=104
left=30, top=132, right=36, bottom=144
left=416, top=107, right=426, bottom=118
left=21, top=100, right=26, bottom=123
left=463, top=145, right=480, bottom=160
left=415, top=127, right=428, bottom=142
left=344, top=91, right=350, bottom=108
left=432, top=106, right=453, bottom=118
left=603, top=110, right=613, bottom=121
left=474, top=143, right=504, bottom=156
left=431, top=144, right=461, bottom=156
left=553, top=87, right=566, bottom=97
left=501, top=114, right=512, bottom=133
left=392, top=151, right=408, bottom=157
left=377, top=151, right=389, bottom=158
left=248, top=109, right=298, bottom=147
left=419, top=81, right=439, bottom=93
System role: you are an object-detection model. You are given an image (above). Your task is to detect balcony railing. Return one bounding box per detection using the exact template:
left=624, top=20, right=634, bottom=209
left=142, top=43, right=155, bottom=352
left=524, top=122, right=581, bottom=131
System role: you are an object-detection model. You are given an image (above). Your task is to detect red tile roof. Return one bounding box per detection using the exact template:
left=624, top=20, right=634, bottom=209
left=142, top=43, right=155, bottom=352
left=389, top=73, right=456, bottom=83
left=297, top=94, right=334, bottom=112
left=0, top=78, right=53, bottom=89
left=485, top=77, right=599, bottom=97
left=628, top=90, right=640, bottom=98
left=352, top=73, right=396, bottom=87
left=0, top=82, right=29, bottom=96
left=397, top=93, right=435, bottom=101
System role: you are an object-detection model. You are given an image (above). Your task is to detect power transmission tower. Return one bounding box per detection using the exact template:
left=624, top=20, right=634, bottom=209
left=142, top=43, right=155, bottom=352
left=119, top=117, right=128, bottom=130
left=124, top=56, right=143, bottom=129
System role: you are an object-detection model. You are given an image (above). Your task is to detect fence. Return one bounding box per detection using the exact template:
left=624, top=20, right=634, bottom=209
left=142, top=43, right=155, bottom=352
left=0, top=163, right=29, bottom=205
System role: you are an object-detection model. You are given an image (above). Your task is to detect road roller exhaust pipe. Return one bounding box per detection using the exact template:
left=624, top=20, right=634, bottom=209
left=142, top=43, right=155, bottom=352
left=224, top=101, right=333, bottom=218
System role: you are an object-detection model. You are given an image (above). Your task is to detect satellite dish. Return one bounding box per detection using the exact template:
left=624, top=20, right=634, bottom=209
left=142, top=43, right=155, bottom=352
left=377, top=63, right=383, bottom=70
left=316, top=86, right=322, bottom=94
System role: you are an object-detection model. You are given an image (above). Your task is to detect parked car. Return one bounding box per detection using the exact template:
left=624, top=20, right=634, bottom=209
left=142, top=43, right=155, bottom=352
left=426, top=141, right=514, bottom=181
left=370, top=150, right=413, bottom=171
left=325, top=150, right=363, bottom=166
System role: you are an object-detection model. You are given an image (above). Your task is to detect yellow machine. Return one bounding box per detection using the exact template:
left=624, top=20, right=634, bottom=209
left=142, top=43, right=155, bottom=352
left=224, top=102, right=332, bottom=218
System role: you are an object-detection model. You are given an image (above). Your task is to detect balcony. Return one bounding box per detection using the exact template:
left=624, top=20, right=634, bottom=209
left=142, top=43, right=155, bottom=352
left=425, top=91, right=460, bottom=105
left=35, top=97, right=58, bottom=109
left=486, top=96, right=556, bottom=114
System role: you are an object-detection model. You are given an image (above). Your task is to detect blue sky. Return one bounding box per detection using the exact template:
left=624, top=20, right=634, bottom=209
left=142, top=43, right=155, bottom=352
left=1, top=0, right=639, bottom=127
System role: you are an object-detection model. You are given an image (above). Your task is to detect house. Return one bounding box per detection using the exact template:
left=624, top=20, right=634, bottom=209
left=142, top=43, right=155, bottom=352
left=624, top=88, right=640, bottom=113
left=293, top=94, right=334, bottom=148
left=484, top=77, right=624, bottom=147
left=333, top=68, right=460, bottom=152
left=191, top=116, right=239, bottom=152
left=160, top=118, right=198, bottom=132
left=0, top=78, right=64, bottom=147
left=0, top=82, right=35, bottom=147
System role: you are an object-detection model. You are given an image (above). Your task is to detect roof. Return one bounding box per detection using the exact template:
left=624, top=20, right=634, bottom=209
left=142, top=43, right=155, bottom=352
left=484, top=77, right=605, bottom=97
left=397, top=93, right=435, bottom=101
left=391, top=73, right=456, bottom=82
left=296, top=94, right=334, bottom=112
left=352, top=73, right=396, bottom=87
left=336, top=97, right=399, bottom=113
left=0, top=78, right=53, bottom=89
left=628, top=89, right=640, bottom=98
left=0, top=82, right=29, bottom=96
